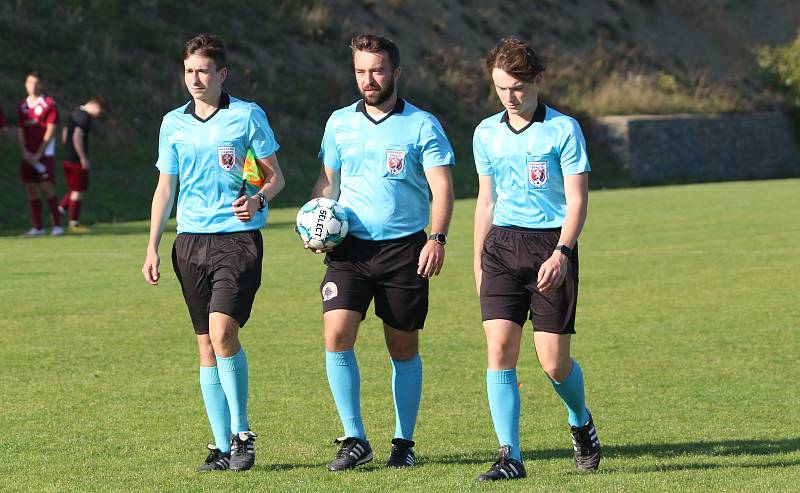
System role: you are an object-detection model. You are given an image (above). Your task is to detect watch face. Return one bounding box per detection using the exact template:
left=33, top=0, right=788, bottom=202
left=429, top=233, right=447, bottom=244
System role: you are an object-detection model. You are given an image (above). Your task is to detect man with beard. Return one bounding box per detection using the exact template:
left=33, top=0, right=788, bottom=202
left=309, top=34, right=455, bottom=471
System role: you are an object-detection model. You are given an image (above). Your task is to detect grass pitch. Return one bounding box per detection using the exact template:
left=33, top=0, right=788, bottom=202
left=1, top=179, right=798, bottom=492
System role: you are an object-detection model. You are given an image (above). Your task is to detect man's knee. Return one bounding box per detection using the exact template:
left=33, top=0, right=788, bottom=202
left=197, top=335, right=216, bottom=366
left=40, top=181, right=55, bottom=197
left=387, top=343, right=418, bottom=361
left=24, top=184, right=37, bottom=199
left=542, top=359, right=572, bottom=383
left=208, top=312, right=241, bottom=357
left=323, top=309, right=361, bottom=351
left=324, top=325, right=358, bottom=351
left=385, top=326, right=418, bottom=361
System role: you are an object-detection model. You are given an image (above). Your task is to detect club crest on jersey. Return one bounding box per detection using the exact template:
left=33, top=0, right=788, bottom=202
left=34, top=105, right=43, bottom=116
left=386, top=149, right=406, bottom=176
left=528, top=161, right=548, bottom=188
left=322, top=281, right=338, bottom=301
left=218, top=146, right=236, bottom=171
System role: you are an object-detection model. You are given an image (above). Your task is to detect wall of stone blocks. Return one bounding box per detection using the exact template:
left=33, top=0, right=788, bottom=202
left=590, top=113, right=800, bottom=185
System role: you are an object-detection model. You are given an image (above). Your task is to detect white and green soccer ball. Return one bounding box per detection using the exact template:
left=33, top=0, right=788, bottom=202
left=296, top=197, right=349, bottom=249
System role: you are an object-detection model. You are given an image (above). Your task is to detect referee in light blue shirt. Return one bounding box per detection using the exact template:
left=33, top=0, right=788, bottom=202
left=472, top=38, right=601, bottom=482
left=309, top=34, right=455, bottom=471
left=140, top=34, right=285, bottom=473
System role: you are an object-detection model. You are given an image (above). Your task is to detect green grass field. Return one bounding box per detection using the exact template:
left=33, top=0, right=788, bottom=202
left=1, top=179, right=798, bottom=492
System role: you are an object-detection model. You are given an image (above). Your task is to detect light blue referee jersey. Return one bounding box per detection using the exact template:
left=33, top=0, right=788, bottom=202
left=319, top=99, right=454, bottom=241
left=473, top=103, right=590, bottom=229
left=155, top=93, right=279, bottom=234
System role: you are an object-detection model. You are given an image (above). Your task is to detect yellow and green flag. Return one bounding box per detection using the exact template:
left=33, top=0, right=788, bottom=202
left=243, top=149, right=265, bottom=187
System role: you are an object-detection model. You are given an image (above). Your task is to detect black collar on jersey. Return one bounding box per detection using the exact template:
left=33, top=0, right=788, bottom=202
left=356, top=97, right=405, bottom=125
left=184, top=92, right=230, bottom=123
left=501, top=101, right=546, bottom=134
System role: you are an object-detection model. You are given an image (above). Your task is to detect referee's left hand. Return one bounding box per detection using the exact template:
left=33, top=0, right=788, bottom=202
left=418, top=241, right=445, bottom=278
left=232, top=195, right=258, bottom=222
left=537, top=252, right=568, bottom=293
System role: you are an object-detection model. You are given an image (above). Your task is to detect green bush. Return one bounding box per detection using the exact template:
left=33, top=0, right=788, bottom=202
left=757, top=31, right=800, bottom=106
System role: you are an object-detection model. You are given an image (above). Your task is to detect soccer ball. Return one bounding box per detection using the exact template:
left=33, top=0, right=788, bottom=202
left=296, top=197, right=349, bottom=249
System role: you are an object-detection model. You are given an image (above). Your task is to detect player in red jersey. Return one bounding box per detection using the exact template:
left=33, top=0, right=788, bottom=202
left=17, top=71, right=62, bottom=237
left=58, top=95, right=109, bottom=233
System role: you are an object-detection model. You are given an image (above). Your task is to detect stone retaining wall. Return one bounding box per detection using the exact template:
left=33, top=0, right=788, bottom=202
left=591, top=113, right=800, bottom=184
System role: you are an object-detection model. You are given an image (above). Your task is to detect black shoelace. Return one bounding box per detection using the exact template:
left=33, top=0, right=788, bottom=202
left=232, top=436, right=251, bottom=454
left=490, top=457, right=509, bottom=471
left=336, top=440, right=357, bottom=459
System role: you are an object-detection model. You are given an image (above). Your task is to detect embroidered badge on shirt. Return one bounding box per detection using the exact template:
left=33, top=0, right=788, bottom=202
left=218, top=146, right=236, bottom=171
left=528, top=161, right=548, bottom=187
left=386, top=149, right=406, bottom=176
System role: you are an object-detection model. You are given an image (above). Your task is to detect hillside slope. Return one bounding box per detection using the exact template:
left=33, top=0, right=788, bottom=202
left=1, top=0, right=798, bottom=230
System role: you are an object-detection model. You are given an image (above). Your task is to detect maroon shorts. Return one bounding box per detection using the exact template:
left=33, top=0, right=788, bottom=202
left=479, top=226, right=579, bottom=334
left=20, top=156, right=54, bottom=183
left=321, top=231, right=428, bottom=331
left=63, top=161, right=89, bottom=191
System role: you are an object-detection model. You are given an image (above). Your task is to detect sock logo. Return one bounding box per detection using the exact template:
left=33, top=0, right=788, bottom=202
left=322, top=281, right=338, bottom=301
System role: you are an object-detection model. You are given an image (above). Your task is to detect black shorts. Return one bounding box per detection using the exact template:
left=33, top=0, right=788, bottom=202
left=172, top=230, right=263, bottom=334
left=479, top=226, right=579, bottom=334
left=321, top=230, right=428, bottom=331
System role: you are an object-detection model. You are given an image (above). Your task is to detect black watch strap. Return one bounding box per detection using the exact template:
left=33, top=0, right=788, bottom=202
left=257, top=192, right=266, bottom=211
left=555, top=244, right=573, bottom=257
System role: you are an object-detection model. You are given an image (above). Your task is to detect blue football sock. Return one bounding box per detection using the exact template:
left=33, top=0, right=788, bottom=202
left=487, top=369, right=522, bottom=461
left=216, top=348, right=250, bottom=434
left=550, top=359, right=590, bottom=427
left=199, top=366, right=232, bottom=453
left=326, top=350, right=366, bottom=440
left=391, top=353, right=423, bottom=441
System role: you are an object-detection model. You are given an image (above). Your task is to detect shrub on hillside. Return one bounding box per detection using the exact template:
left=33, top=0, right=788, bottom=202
left=757, top=31, right=800, bottom=106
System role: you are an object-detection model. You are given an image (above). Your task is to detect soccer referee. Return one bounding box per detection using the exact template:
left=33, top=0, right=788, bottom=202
left=473, top=38, right=601, bottom=481
left=310, top=34, right=454, bottom=471
left=141, top=33, right=284, bottom=472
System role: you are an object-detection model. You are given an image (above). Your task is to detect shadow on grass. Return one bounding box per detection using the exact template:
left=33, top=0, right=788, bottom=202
left=614, top=458, right=800, bottom=473
left=255, top=462, right=328, bottom=472
left=255, top=461, right=393, bottom=474
left=428, top=438, right=800, bottom=466
left=0, top=221, right=298, bottom=237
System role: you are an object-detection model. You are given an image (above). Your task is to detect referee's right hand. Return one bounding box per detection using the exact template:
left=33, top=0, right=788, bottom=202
left=142, top=251, right=161, bottom=285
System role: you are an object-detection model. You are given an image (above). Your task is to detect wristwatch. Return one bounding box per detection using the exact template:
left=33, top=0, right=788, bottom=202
left=256, top=192, right=266, bottom=211
left=429, top=232, right=447, bottom=245
left=554, top=244, right=573, bottom=258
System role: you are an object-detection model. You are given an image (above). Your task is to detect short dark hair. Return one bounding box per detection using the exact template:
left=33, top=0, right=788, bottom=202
left=183, top=33, right=226, bottom=69
left=485, top=37, right=545, bottom=82
left=349, top=34, right=400, bottom=69
left=90, top=94, right=110, bottom=112
left=26, top=71, right=41, bottom=80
